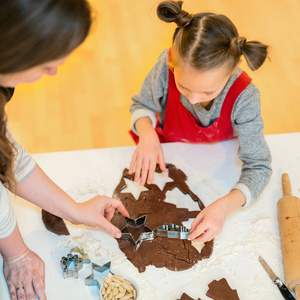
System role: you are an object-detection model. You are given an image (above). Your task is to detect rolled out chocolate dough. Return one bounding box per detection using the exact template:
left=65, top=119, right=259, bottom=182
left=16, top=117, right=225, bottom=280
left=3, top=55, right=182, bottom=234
left=111, top=164, right=214, bottom=273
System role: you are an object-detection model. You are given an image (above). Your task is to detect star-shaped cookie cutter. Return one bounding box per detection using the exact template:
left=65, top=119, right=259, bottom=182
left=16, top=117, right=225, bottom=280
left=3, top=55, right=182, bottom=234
left=155, top=224, right=190, bottom=239
left=85, top=261, right=111, bottom=289
left=119, top=215, right=154, bottom=250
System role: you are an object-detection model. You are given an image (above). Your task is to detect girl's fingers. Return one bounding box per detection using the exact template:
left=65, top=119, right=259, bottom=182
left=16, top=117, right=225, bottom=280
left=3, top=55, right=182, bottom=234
left=140, top=159, right=150, bottom=186
left=147, top=160, right=157, bottom=184
left=158, top=153, right=167, bottom=172
left=191, top=230, right=212, bottom=243
left=129, top=151, right=137, bottom=174
left=190, top=213, right=204, bottom=233
left=134, top=158, right=143, bottom=182
left=189, top=219, right=207, bottom=241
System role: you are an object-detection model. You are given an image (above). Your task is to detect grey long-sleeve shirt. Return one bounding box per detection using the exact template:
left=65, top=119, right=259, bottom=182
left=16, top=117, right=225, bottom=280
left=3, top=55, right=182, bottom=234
left=0, top=127, right=36, bottom=239
left=130, top=49, right=272, bottom=206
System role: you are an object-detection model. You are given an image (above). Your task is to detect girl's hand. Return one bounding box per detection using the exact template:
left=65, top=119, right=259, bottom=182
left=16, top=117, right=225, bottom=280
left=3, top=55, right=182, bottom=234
left=74, top=196, right=130, bottom=238
left=188, top=200, right=227, bottom=243
left=188, top=190, right=246, bottom=243
left=129, top=129, right=166, bottom=185
left=3, top=248, right=46, bottom=300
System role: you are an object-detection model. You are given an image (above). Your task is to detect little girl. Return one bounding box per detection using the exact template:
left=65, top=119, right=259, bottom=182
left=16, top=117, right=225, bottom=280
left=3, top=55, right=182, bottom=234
left=129, top=0, right=272, bottom=243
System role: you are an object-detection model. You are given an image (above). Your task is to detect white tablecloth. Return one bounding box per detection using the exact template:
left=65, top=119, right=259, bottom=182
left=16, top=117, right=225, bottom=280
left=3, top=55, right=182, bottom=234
left=1, top=132, right=300, bottom=300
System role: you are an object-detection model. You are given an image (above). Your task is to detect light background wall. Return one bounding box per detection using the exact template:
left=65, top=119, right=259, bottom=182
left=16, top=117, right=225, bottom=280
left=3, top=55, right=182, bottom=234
left=6, top=0, right=300, bottom=153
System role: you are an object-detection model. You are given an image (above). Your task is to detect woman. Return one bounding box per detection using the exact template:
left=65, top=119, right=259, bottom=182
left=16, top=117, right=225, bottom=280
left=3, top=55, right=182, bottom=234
left=0, top=1, right=129, bottom=299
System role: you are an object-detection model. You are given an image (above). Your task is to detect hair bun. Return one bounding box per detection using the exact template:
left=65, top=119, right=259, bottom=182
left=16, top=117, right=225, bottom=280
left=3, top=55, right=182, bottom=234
left=157, top=1, right=193, bottom=28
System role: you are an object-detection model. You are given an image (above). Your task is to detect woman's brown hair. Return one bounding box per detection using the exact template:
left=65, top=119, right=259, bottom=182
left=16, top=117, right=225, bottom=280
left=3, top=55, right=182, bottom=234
left=157, top=0, right=270, bottom=72
left=0, top=0, right=93, bottom=189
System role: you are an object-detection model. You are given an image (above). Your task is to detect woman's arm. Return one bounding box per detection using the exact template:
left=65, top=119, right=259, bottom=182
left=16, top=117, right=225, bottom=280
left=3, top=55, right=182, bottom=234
left=0, top=224, right=46, bottom=300
left=16, top=164, right=129, bottom=237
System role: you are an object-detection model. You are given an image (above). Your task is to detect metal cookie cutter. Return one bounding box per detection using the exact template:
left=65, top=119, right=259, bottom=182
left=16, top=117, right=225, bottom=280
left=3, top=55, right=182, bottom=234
left=60, top=247, right=90, bottom=279
left=85, top=261, right=111, bottom=289
left=60, top=254, right=83, bottom=279
left=119, top=215, right=154, bottom=250
left=155, top=224, right=190, bottom=239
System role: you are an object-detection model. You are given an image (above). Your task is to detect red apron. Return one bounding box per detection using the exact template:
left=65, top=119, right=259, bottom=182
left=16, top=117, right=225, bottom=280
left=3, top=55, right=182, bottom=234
left=130, top=52, right=252, bottom=144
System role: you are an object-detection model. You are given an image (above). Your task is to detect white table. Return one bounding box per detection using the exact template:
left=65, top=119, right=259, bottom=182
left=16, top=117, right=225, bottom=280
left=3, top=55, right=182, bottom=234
left=1, top=133, right=300, bottom=300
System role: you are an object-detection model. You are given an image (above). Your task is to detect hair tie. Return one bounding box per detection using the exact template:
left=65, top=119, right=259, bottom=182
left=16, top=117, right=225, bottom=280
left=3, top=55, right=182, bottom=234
left=176, top=10, right=193, bottom=28
left=230, top=37, right=246, bottom=56
left=232, top=37, right=246, bottom=49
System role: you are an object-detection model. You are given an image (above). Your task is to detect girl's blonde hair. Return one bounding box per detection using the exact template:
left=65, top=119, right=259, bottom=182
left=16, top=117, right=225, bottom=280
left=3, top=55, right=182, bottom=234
left=157, top=1, right=270, bottom=72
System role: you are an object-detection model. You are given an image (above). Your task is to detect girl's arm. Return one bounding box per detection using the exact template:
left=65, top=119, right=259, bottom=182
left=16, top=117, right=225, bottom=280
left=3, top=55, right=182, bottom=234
left=130, top=48, right=169, bottom=135
left=189, top=83, right=272, bottom=243
left=231, top=84, right=272, bottom=205
left=129, top=49, right=170, bottom=184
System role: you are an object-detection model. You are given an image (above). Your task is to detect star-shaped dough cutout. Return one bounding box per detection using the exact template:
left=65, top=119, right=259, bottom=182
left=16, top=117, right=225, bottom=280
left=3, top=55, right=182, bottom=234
left=151, top=168, right=174, bottom=191
left=121, top=177, right=149, bottom=200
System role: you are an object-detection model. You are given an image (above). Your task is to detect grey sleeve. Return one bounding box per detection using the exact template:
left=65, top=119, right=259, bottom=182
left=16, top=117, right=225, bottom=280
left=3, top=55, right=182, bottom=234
left=232, top=84, right=272, bottom=206
left=0, top=184, right=16, bottom=239
left=6, top=126, right=37, bottom=184
left=130, top=49, right=169, bottom=134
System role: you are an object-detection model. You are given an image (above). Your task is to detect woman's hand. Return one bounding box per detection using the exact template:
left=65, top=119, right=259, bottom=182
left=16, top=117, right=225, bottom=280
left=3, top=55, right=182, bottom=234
left=188, top=190, right=246, bottom=243
left=129, top=118, right=166, bottom=185
left=3, top=248, right=46, bottom=300
left=74, top=196, right=130, bottom=238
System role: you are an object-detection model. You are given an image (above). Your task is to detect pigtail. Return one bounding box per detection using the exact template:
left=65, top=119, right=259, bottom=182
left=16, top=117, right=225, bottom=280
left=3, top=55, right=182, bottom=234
left=157, top=1, right=193, bottom=28
left=230, top=36, right=270, bottom=71
left=242, top=41, right=270, bottom=71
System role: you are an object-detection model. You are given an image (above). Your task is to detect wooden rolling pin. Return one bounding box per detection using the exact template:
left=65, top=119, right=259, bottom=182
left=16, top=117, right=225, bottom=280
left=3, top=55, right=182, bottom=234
left=277, top=173, right=300, bottom=299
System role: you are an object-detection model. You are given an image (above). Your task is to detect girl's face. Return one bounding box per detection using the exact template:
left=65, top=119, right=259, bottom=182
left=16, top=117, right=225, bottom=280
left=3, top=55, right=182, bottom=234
left=173, top=62, right=233, bottom=106
left=0, top=56, right=69, bottom=87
